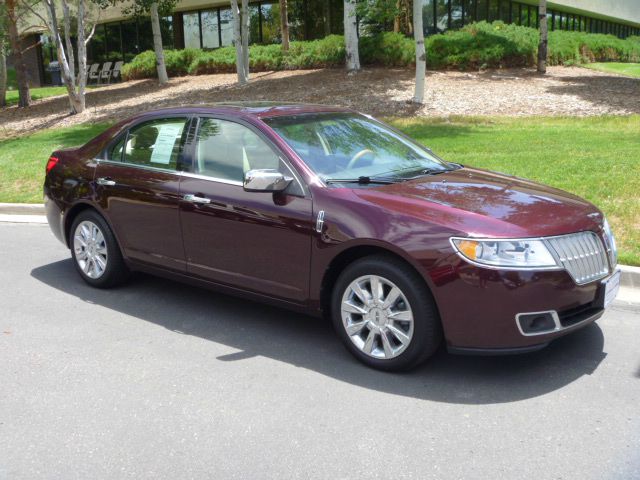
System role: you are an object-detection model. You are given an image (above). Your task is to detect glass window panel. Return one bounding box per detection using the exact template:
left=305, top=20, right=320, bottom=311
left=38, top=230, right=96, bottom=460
left=105, top=23, right=122, bottom=62
left=287, top=0, right=306, bottom=40
left=195, top=119, right=281, bottom=182
left=121, top=21, right=138, bottom=62
left=487, top=0, right=498, bottom=22
left=124, top=118, right=188, bottom=170
left=261, top=3, right=281, bottom=44
left=435, top=0, right=448, bottom=32
left=249, top=5, right=261, bottom=43
left=498, top=0, right=510, bottom=22
left=451, top=0, right=463, bottom=28
left=137, top=18, right=154, bottom=52
left=423, top=0, right=436, bottom=35
left=476, top=0, right=488, bottom=22
left=161, top=16, right=174, bottom=48
left=183, top=12, right=201, bottom=49
left=220, top=8, right=234, bottom=46
left=201, top=10, right=220, bottom=49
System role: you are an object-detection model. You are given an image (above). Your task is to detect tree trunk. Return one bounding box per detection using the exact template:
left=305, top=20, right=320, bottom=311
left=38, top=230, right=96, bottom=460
left=393, top=0, right=401, bottom=33
left=76, top=0, right=89, bottom=113
left=241, top=0, right=250, bottom=78
left=46, top=0, right=83, bottom=113
left=280, top=0, right=290, bottom=51
left=537, top=0, right=547, bottom=73
left=0, top=38, right=7, bottom=108
left=150, top=3, right=169, bottom=85
left=412, top=0, right=426, bottom=103
left=230, top=0, right=247, bottom=84
left=6, top=0, right=31, bottom=108
left=343, top=0, right=360, bottom=73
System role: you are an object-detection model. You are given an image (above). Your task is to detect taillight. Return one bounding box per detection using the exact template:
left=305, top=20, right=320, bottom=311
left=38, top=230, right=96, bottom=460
left=46, top=156, right=59, bottom=174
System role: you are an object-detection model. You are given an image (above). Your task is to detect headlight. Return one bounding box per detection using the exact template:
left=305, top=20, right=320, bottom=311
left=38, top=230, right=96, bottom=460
left=603, top=218, right=618, bottom=266
left=450, top=237, right=559, bottom=269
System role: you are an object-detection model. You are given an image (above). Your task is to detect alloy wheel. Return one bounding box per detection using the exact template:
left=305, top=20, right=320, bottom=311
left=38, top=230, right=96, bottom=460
left=73, top=220, right=108, bottom=279
left=340, top=274, right=414, bottom=359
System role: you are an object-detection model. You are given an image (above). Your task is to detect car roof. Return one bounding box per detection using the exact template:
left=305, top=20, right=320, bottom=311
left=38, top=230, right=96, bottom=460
left=129, top=102, right=355, bottom=122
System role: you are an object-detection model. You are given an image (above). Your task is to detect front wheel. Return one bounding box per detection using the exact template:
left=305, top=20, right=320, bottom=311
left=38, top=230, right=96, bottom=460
left=331, top=255, right=442, bottom=371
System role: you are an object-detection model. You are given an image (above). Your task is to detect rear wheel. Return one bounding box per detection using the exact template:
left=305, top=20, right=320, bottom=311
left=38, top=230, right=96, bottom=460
left=70, top=210, right=129, bottom=288
left=331, top=255, right=442, bottom=371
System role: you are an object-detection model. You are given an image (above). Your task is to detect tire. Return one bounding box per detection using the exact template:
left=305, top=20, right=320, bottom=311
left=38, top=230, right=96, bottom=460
left=69, top=209, right=129, bottom=288
left=331, top=254, right=442, bottom=371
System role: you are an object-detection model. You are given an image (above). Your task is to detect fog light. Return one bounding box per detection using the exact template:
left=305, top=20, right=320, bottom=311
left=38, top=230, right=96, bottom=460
left=516, top=311, right=559, bottom=335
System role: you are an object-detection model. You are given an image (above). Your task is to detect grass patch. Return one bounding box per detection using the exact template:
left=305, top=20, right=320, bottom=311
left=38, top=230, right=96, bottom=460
left=0, top=123, right=110, bottom=203
left=582, top=62, right=640, bottom=78
left=0, top=116, right=637, bottom=265
left=5, top=86, right=69, bottom=106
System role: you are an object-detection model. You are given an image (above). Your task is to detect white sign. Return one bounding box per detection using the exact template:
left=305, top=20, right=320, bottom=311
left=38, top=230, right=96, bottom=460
left=150, top=123, right=184, bottom=165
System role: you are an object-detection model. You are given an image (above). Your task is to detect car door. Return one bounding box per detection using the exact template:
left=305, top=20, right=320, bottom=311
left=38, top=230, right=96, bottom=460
left=95, top=116, right=190, bottom=272
left=179, top=116, right=313, bottom=303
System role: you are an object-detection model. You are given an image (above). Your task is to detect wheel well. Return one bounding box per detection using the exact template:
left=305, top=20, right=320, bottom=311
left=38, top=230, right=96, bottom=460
left=64, top=203, right=95, bottom=246
left=319, top=246, right=430, bottom=318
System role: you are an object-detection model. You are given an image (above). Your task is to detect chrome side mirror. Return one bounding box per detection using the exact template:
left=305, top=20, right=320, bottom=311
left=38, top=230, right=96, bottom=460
left=243, top=169, right=293, bottom=192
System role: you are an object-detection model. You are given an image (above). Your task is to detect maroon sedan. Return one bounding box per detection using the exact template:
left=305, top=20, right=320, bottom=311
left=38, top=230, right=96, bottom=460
left=43, top=103, right=620, bottom=371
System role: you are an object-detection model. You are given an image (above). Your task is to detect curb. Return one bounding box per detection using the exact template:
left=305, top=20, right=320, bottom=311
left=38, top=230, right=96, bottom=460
left=0, top=203, right=45, bottom=215
left=1, top=203, right=639, bottom=289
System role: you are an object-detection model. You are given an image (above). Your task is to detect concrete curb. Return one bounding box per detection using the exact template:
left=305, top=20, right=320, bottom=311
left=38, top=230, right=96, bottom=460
left=0, top=203, right=45, bottom=215
left=1, top=203, right=639, bottom=289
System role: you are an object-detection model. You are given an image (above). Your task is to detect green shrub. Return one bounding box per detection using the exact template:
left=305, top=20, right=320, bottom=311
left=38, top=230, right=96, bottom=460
left=426, top=21, right=538, bottom=69
left=122, top=24, right=640, bottom=80
left=360, top=32, right=415, bottom=66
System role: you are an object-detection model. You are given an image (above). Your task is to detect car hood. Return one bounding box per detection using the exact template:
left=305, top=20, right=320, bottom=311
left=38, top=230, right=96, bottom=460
left=352, top=167, right=604, bottom=238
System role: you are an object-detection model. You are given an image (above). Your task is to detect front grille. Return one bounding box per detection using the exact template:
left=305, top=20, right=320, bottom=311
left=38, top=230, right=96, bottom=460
left=545, top=232, right=610, bottom=285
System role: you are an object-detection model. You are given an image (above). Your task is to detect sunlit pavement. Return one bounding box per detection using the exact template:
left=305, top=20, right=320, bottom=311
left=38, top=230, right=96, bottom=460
left=1, top=223, right=639, bottom=480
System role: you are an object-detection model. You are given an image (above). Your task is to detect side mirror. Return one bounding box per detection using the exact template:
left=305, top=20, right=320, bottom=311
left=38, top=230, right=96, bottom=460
left=243, top=169, right=293, bottom=192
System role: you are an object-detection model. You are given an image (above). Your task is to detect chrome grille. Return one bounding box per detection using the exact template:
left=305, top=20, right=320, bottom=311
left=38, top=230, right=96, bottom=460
left=545, top=232, right=610, bottom=285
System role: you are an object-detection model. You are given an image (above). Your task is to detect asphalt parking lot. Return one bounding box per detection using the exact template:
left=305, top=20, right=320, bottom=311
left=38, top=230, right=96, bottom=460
left=1, top=223, right=639, bottom=480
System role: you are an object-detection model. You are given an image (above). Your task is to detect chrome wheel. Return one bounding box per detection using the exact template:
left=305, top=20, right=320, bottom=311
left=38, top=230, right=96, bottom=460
left=340, top=275, right=414, bottom=360
left=73, top=220, right=108, bottom=279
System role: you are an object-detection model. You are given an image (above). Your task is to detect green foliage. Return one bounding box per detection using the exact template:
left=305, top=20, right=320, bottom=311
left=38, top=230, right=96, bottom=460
left=121, top=22, right=640, bottom=79
left=583, top=62, right=640, bottom=78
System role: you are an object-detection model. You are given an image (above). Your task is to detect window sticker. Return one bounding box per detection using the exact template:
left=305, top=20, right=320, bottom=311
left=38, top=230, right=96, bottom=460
left=150, top=123, right=184, bottom=165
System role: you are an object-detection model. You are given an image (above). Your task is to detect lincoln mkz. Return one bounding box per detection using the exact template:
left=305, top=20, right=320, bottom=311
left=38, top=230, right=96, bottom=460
left=44, top=103, right=620, bottom=370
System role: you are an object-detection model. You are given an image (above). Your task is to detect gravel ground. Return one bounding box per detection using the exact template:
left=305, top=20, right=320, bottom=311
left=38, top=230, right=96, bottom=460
left=1, top=66, right=639, bottom=138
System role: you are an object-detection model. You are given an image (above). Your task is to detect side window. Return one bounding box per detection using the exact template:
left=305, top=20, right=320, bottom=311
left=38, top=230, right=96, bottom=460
left=122, top=118, right=188, bottom=170
left=107, top=135, right=125, bottom=162
left=195, top=118, right=281, bottom=183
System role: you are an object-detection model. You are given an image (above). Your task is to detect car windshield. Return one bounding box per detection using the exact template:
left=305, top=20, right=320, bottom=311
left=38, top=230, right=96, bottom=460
left=264, top=113, right=453, bottom=184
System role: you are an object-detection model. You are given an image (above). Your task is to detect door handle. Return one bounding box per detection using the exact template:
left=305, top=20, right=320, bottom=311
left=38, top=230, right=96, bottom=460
left=96, top=177, right=116, bottom=186
left=183, top=194, right=211, bottom=204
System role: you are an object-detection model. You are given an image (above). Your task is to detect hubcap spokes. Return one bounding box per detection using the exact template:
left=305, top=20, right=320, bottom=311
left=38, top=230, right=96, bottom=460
left=341, top=275, right=414, bottom=359
left=73, top=221, right=108, bottom=279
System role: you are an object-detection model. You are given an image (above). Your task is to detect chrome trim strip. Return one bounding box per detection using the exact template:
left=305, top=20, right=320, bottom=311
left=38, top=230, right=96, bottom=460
left=515, top=308, right=604, bottom=337
left=315, top=210, right=325, bottom=234
left=515, top=310, right=561, bottom=337
left=96, top=158, right=184, bottom=176
left=180, top=171, right=243, bottom=186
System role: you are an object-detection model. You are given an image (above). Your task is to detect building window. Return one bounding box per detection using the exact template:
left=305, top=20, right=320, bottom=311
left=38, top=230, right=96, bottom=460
left=183, top=12, right=200, bottom=49
left=201, top=10, right=220, bottom=49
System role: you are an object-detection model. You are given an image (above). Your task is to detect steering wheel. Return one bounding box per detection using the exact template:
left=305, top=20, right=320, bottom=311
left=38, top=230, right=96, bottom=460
left=346, top=149, right=375, bottom=170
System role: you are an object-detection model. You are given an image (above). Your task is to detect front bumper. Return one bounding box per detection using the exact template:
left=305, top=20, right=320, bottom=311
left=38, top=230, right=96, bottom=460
left=429, top=258, right=616, bottom=351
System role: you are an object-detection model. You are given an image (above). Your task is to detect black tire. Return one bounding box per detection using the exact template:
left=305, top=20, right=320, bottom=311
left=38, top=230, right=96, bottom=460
left=331, top=254, right=442, bottom=371
left=69, top=209, right=129, bottom=288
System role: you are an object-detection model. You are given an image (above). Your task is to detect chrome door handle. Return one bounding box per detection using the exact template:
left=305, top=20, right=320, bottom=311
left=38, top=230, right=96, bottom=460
left=96, top=177, right=116, bottom=186
left=183, top=194, right=211, bottom=204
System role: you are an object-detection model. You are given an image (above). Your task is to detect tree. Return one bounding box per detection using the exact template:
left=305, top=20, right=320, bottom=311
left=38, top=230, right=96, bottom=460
left=5, top=0, right=31, bottom=107
left=34, top=0, right=98, bottom=113
left=412, top=0, right=425, bottom=103
left=344, top=0, right=360, bottom=72
left=230, top=0, right=249, bottom=84
left=279, top=0, right=289, bottom=52
left=118, top=0, right=175, bottom=85
left=537, top=0, right=547, bottom=73
left=0, top=6, right=7, bottom=108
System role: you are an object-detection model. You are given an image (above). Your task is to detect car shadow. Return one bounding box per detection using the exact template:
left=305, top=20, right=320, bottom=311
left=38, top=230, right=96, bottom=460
left=31, top=259, right=608, bottom=405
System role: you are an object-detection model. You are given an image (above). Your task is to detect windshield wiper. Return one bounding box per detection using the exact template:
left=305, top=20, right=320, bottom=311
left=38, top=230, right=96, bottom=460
left=324, top=176, right=399, bottom=185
